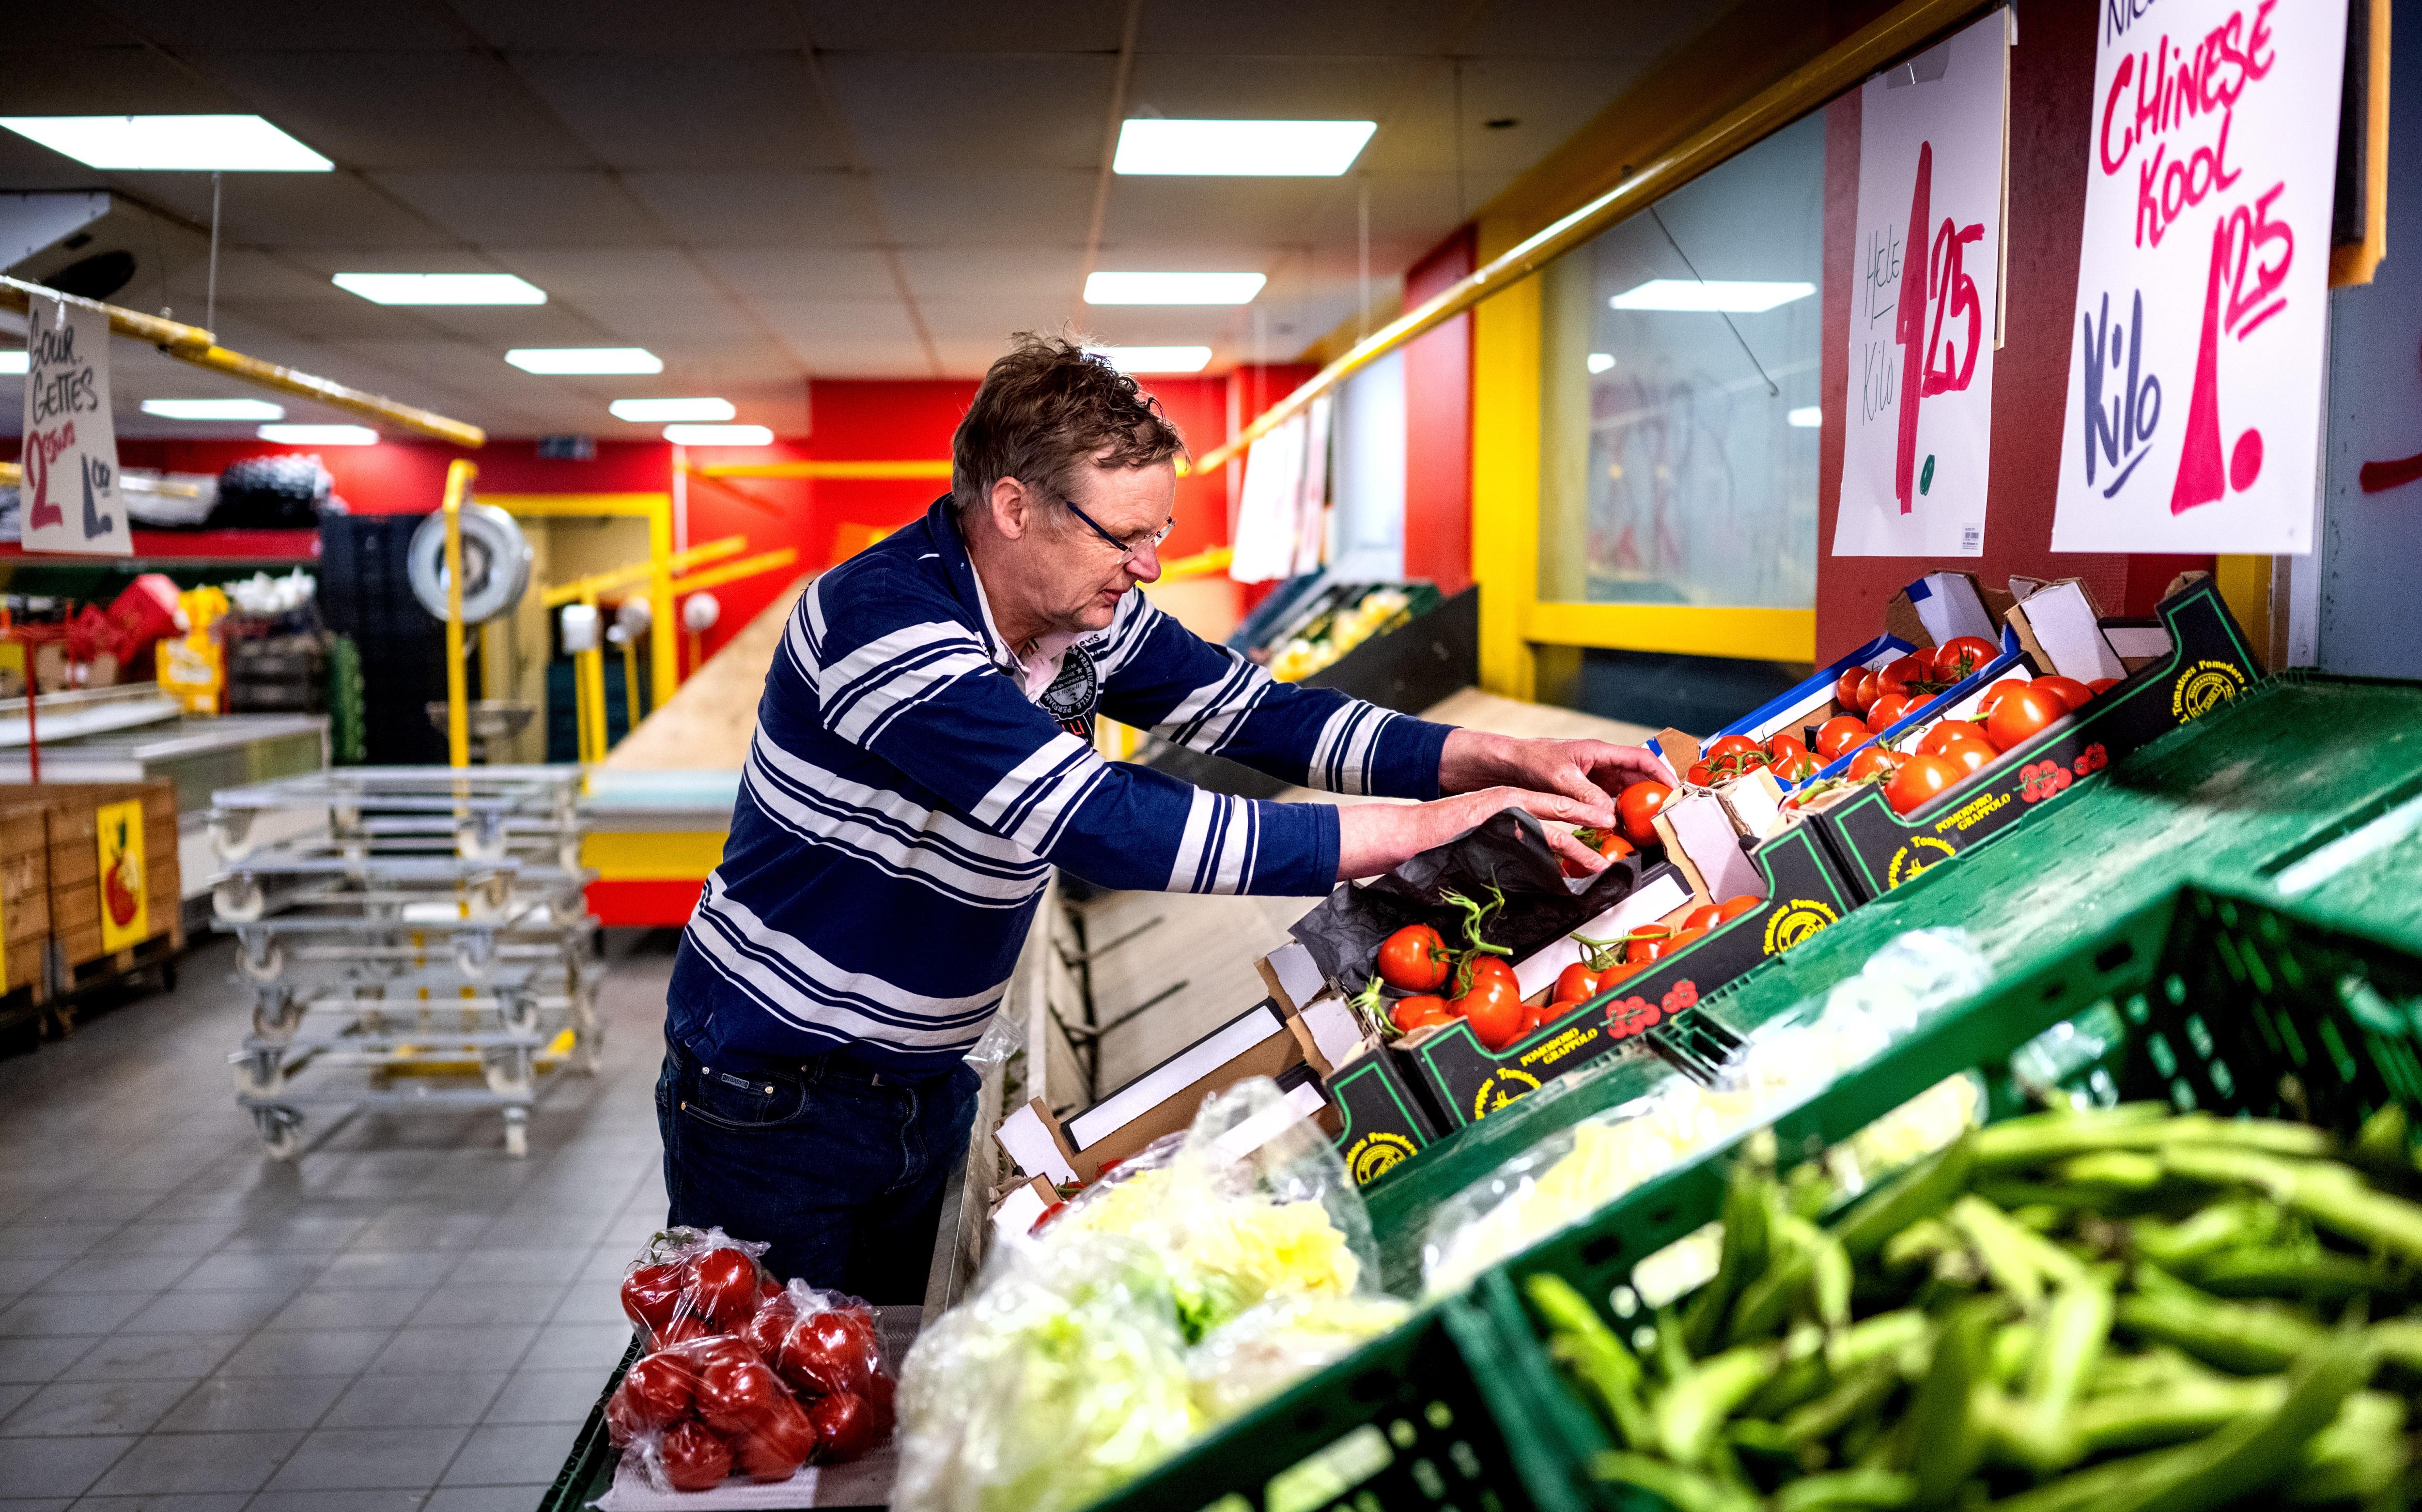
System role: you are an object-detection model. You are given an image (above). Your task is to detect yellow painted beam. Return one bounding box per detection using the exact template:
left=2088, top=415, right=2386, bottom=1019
left=438, top=460, right=477, bottom=767
left=668, top=547, right=801, bottom=599
left=691, top=460, right=952, bottom=480
left=542, top=537, right=747, bottom=609
left=1470, top=244, right=1541, bottom=700
left=581, top=831, right=730, bottom=879
left=484, top=493, right=670, bottom=518
left=1525, top=603, right=1816, bottom=663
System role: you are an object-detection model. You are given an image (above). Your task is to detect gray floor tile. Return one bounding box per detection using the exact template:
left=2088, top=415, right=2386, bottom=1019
left=84, top=1430, right=298, bottom=1496
left=345, top=1215, right=492, bottom=1254
left=3, top=1194, right=161, bottom=1229
left=440, top=1250, right=589, bottom=1289
left=514, top=1323, right=627, bottom=1374
left=263, top=1288, right=428, bottom=1333
left=68, top=1493, right=250, bottom=1512
left=0, top=1433, right=135, bottom=1497
left=115, top=1293, right=287, bottom=1337
left=0, top=1379, right=191, bottom=1437
left=101, top=1226, right=241, bottom=1260
left=310, top=1253, right=452, bottom=1291
left=480, top=1368, right=603, bottom=1426
left=217, top=1217, right=373, bottom=1254
left=543, top=1285, right=628, bottom=1326
left=165, top=1256, right=320, bottom=1296
left=0, top=1337, right=100, bottom=1384
left=322, top=1370, right=507, bottom=1429
left=150, top=1374, right=349, bottom=1435
left=215, top=1330, right=391, bottom=1379
left=370, top=1327, right=536, bottom=1377
left=422, top=1488, right=549, bottom=1512
left=0, top=1227, right=117, bottom=1263
left=0, top=1259, right=67, bottom=1296
left=408, top=1285, right=568, bottom=1329
left=28, top=1257, right=196, bottom=1296
left=0, top=1296, right=148, bottom=1340
left=439, top=1420, right=580, bottom=1486
left=0, top=1380, right=35, bottom=1417
left=246, top=1490, right=431, bottom=1512
left=56, top=1337, right=240, bottom=1385
left=260, top=1425, right=470, bottom=1492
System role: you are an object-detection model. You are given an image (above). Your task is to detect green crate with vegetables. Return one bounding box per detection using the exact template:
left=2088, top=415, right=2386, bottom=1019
left=1474, top=885, right=2422, bottom=1512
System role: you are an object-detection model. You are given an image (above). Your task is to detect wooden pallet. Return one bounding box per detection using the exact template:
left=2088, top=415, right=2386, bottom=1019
left=42, top=928, right=182, bottom=1037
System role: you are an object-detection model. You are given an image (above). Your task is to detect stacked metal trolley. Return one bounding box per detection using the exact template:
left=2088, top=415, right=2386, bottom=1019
left=210, top=766, right=601, bottom=1158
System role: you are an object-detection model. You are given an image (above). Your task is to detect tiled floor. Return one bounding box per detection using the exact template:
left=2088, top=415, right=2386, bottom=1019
left=0, top=931, right=680, bottom=1512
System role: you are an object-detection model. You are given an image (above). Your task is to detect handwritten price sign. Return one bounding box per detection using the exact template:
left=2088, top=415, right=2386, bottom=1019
left=2051, top=0, right=2346, bottom=553
left=1833, top=12, right=2010, bottom=558
left=17, top=292, right=131, bottom=557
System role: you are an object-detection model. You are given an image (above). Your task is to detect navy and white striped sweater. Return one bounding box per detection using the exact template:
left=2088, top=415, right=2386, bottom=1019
left=667, top=497, right=1452, bottom=1075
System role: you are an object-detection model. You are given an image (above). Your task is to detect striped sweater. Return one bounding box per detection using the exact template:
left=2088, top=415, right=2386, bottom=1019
left=668, top=497, right=1452, bottom=1074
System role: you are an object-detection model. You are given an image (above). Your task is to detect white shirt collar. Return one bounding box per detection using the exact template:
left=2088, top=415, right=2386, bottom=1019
left=965, top=557, right=1079, bottom=701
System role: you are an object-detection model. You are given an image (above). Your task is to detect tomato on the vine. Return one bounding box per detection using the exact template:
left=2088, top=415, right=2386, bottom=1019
left=1876, top=653, right=1931, bottom=697
left=1834, top=667, right=1874, bottom=713
left=1715, top=895, right=1762, bottom=923
left=1706, top=735, right=1760, bottom=763
left=1917, top=720, right=1990, bottom=756
left=2033, top=675, right=2095, bottom=711
left=1390, top=995, right=1451, bottom=1034
left=1773, top=750, right=1823, bottom=783
left=1683, top=904, right=1722, bottom=931
left=1849, top=745, right=1908, bottom=783
left=1616, top=781, right=1671, bottom=845
left=1885, top=753, right=1964, bottom=815
left=1453, top=976, right=1528, bottom=1051
left=1974, top=679, right=2029, bottom=717
left=1376, top=924, right=1450, bottom=992
left=659, top=1420, right=732, bottom=1493
left=1552, top=962, right=1601, bottom=1004
left=1766, top=733, right=1809, bottom=765
left=1984, top=685, right=2065, bottom=752
left=1866, top=694, right=1915, bottom=732
left=1932, top=635, right=2000, bottom=680
left=1465, top=956, right=1517, bottom=990
left=1935, top=735, right=1999, bottom=775
left=2087, top=677, right=2122, bottom=695
left=1816, top=716, right=1871, bottom=760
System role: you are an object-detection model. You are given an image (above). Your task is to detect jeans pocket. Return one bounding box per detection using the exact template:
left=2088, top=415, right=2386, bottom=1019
left=678, top=1062, right=810, bottom=1132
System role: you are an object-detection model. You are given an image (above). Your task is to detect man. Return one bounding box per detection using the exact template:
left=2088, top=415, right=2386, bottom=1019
left=659, top=333, right=1670, bottom=1294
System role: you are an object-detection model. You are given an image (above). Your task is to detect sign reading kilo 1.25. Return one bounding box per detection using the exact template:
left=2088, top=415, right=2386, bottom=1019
left=17, top=292, right=132, bottom=556
left=2051, top=0, right=2346, bottom=554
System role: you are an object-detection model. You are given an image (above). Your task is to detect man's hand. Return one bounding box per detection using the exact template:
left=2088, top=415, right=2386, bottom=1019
left=1335, top=785, right=1617, bottom=881
left=1439, top=729, right=1676, bottom=813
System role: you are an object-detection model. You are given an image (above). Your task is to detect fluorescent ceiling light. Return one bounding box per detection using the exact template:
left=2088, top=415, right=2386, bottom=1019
left=0, top=353, right=27, bottom=375
left=1085, top=271, right=1266, bottom=306
left=1611, top=279, right=1816, bottom=313
left=1113, top=119, right=1375, bottom=176
left=612, top=397, right=733, bottom=422
left=664, top=424, right=772, bottom=446
left=142, top=398, right=285, bottom=421
left=1787, top=406, right=1822, bottom=429
left=0, top=114, right=331, bottom=171
left=1086, top=345, right=1212, bottom=374
left=1586, top=353, right=1616, bottom=374
left=260, top=424, right=376, bottom=446
left=507, top=347, right=661, bottom=375
left=333, top=273, right=546, bottom=306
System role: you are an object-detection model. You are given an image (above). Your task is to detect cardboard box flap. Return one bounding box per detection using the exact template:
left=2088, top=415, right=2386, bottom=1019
left=1288, top=991, right=1365, bottom=1078
left=1718, top=768, right=1788, bottom=841
left=1256, top=941, right=1327, bottom=1017
left=2006, top=579, right=2126, bottom=681
left=1066, top=1000, right=1287, bottom=1150
left=994, top=1098, right=1079, bottom=1186
left=1658, top=796, right=1764, bottom=907
left=1656, top=728, right=1704, bottom=773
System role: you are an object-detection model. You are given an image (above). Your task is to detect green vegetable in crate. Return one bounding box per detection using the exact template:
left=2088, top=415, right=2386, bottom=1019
left=1526, top=1107, right=2422, bottom=1512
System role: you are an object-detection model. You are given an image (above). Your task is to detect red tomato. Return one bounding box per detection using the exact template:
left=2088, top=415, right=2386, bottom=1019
left=690, top=1248, right=761, bottom=1327
left=1984, top=685, right=2065, bottom=752
left=1467, top=956, right=1517, bottom=988
left=1849, top=745, right=1908, bottom=783
left=1683, top=904, right=1722, bottom=931
left=1561, top=826, right=1635, bottom=876
left=1772, top=751, right=1823, bottom=784
left=1834, top=667, right=1873, bottom=713
left=621, top=1352, right=699, bottom=1432
left=1616, top=781, right=1672, bottom=846
left=1685, top=761, right=1712, bottom=787
left=622, top=1263, right=690, bottom=1336
left=742, top=1295, right=798, bottom=1366
left=1390, top=995, right=1450, bottom=1034
left=2088, top=677, right=2122, bottom=694
left=1715, top=895, right=1763, bottom=923
left=1935, top=735, right=1999, bottom=775
left=1885, top=754, right=1964, bottom=815
left=1552, top=963, right=1600, bottom=1004
left=1661, top=926, right=1708, bottom=955
left=1376, top=925, right=1450, bottom=992
left=1816, top=716, right=1871, bottom=760
left=696, top=1354, right=788, bottom=1436
left=1876, top=653, right=1931, bottom=697
left=659, top=1419, right=733, bottom=1492
left=810, top=1389, right=886, bottom=1463
left=606, top=1385, right=649, bottom=1447
left=1932, top=636, right=2001, bottom=680
left=1866, top=694, right=1915, bottom=732
left=1974, top=679, right=2029, bottom=717
left=1766, top=733, right=1810, bottom=765
left=1453, top=977, right=1528, bottom=1052
left=1918, top=720, right=1991, bottom=756
left=1521, top=1003, right=1547, bottom=1033
left=780, top=1311, right=874, bottom=1399
left=1706, top=734, right=1760, bottom=762
left=653, top=1315, right=712, bottom=1350
left=2033, top=676, right=2096, bottom=711
left=734, top=1393, right=818, bottom=1482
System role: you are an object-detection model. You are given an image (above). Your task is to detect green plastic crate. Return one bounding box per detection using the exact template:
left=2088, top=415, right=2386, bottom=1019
left=535, top=1339, right=636, bottom=1512
left=1476, top=883, right=2422, bottom=1509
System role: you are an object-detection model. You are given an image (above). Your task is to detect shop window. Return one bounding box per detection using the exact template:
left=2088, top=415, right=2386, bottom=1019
left=1537, top=112, right=1826, bottom=611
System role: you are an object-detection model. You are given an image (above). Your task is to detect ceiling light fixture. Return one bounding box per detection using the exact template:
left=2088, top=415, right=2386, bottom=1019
left=663, top=424, right=772, bottom=447
left=1586, top=353, right=1616, bottom=374
left=1610, top=279, right=1816, bottom=313
left=142, top=398, right=286, bottom=421
left=333, top=273, right=546, bottom=306
left=259, top=424, right=376, bottom=446
left=1787, top=406, right=1823, bottom=428
left=507, top=347, right=662, bottom=375
left=0, top=114, right=332, bottom=171
left=1084, top=272, right=1266, bottom=306
left=0, top=353, right=29, bottom=375
left=1085, top=346, right=1212, bottom=374
left=1113, top=119, right=1375, bottom=176
left=612, top=398, right=734, bottom=422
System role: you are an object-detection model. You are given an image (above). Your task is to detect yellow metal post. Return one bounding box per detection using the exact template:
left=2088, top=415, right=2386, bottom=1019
left=439, top=460, right=478, bottom=767
left=579, top=590, right=610, bottom=762
left=647, top=500, right=676, bottom=713
left=620, top=632, right=643, bottom=736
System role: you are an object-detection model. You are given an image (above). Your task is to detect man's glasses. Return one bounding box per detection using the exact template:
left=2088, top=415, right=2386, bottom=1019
left=1063, top=497, right=1174, bottom=564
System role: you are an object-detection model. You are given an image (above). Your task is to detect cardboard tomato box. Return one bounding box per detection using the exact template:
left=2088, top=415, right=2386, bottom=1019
left=1804, top=578, right=2258, bottom=901
left=1648, top=632, right=1915, bottom=777
left=1394, top=823, right=1856, bottom=1131
left=1257, top=945, right=1451, bottom=1187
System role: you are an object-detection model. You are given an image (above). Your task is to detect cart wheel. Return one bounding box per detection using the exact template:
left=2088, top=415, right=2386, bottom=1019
left=453, top=931, right=497, bottom=980
left=574, top=1025, right=605, bottom=1075
left=254, top=1107, right=303, bottom=1160
left=482, top=1047, right=533, bottom=1096
left=503, top=1106, right=529, bottom=1158
left=250, top=987, right=302, bottom=1043
left=159, top=957, right=178, bottom=993
left=232, top=1048, right=284, bottom=1097
left=210, top=811, right=256, bottom=861
left=236, top=934, right=285, bottom=982
left=502, top=992, right=540, bottom=1037
left=214, top=877, right=266, bottom=924
left=458, top=816, right=509, bottom=862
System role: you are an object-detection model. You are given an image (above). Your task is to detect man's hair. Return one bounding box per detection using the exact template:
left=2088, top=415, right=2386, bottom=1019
left=952, top=332, right=1185, bottom=516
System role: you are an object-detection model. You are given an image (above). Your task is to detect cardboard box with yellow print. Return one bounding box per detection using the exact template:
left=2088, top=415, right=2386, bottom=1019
left=41, top=782, right=182, bottom=972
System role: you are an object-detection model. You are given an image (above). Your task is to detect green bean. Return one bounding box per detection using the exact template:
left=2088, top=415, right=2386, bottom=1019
left=2054, top=1150, right=2168, bottom=1190
left=2116, top=1268, right=2322, bottom=1374
left=1526, top=1273, right=1653, bottom=1449
left=2069, top=1376, right=2288, bottom=1454
left=1589, top=1450, right=1760, bottom=1512
left=2161, top=1143, right=2422, bottom=1264
left=1740, top=1349, right=1832, bottom=1423
left=2088, top=1345, right=2218, bottom=1398
left=2282, top=1389, right=2406, bottom=1504
left=1881, top=1218, right=1957, bottom=1274
left=1985, top=1442, right=2207, bottom=1512
left=2368, top=1317, right=2422, bottom=1373
left=1971, top=1105, right=2173, bottom=1168
left=1781, top=1358, right=1900, bottom=1449
left=1828, top=1309, right=1931, bottom=1378
left=1811, top=1228, right=1853, bottom=1332
left=1987, top=1321, right=2038, bottom=1388
left=2129, top=1199, right=2282, bottom=1266
left=1727, top=1217, right=1822, bottom=1347
left=1836, top=1138, right=1975, bottom=1260
left=2003, top=1279, right=2113, bottom=1471
left=1771, top=1467, right=1917, bottom=1511
left=2108, top=1327, right=2373, bottom=1512
left=1722, top=1416, right=1797, bottom=1461
left=1894, top=1298, right=1995, bottom=1506
left=1683, top=1164, right=1772, bottom=1358
left=1950, top=1196, right=2088, bottom=1307
left=2180, top=1245, right=2392, bottom=1302
left=1656, top=1342, right=1778, bottom=1467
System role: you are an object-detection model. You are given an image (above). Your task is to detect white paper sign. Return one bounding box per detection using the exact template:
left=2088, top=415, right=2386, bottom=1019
left=2050, top=0, right=2346, bottom=554
left=1834, top=11, right=2012, bottom=558
left=18, top=293, right=131, bottom=555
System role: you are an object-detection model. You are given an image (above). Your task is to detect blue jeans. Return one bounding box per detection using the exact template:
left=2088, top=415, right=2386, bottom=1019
left=655, top=1033, right=980, bottom=1302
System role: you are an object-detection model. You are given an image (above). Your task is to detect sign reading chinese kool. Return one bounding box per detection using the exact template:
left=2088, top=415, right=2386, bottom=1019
left=1835, top=11, right=2012, bottom=559
left=2051, top=0, right=2346, bottom=554
left=17, top=291, right=131, bottom=556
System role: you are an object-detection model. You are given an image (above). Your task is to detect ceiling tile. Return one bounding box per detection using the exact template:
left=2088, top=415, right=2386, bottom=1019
left=620, top=170, right=875, bottom=246
left=93, top=0, right=471, bottom=50
left=798, top=0, right=1125, bottom=52
left=371, top=170, right=665, bottom=246
left=109, top=171, right=466, bottom=250
left=867, top=170, right=1095, bottom=245
left=780, top=338, right=938, bottom=379
left=0, top=46, right=245, bottom=113
left=0, top=0, right=134, bottom=49
left=450, top=0, right=802, bottom=52
left=898, top=247, right=1082, bottom=305
left=822, top=54, right=1111, bottom=172
left=1136, top=0, right=1467, bottom=57
left=187, top=50, right=598, bottom=170
left=1459, top=1, right=1715, bottom=61
left=753, top=299, right=918, bottom=345
left=513, top=54, right=848, bottom=171
left=696, top=247, right=897, bottom=304
left=915, top=296, right=1094, bottom=346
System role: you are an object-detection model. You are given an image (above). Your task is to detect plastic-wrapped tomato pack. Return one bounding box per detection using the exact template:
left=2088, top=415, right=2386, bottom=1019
left=607, top=1262, right=896, bottom=1494
left=618, top=1226, right=779, bottom=1351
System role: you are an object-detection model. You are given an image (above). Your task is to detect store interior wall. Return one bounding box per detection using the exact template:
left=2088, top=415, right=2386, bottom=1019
left=1405, top=228, right=1477, bottom=596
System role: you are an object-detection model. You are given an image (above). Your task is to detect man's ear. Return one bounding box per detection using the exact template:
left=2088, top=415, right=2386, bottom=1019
left=988, top=476, right=1031, bottom=540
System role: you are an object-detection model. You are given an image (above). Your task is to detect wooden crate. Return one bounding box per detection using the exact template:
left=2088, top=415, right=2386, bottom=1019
left=0, top=801, right=51, bottom=1000
left=36, top=782, right=182, bottom=973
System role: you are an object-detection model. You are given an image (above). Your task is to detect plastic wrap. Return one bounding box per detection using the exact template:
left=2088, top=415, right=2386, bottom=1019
left=617, top=1226, right=776, bottom=1350
left=1420, top=929, right=1993, bottom=1296
left=608, top=1336, right=821, bottom=1490
left=897, top=1078, right=1391, bottom=1512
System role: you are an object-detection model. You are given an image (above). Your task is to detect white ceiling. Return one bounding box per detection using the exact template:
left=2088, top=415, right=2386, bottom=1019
left=0, top=0, right=1730, bottom=441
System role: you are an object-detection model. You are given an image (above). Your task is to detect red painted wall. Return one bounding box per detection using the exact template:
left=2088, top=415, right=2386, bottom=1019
left=1814, top=0, right=2210, bottom=661
left=1405, top=230, right=1476, bottom=595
